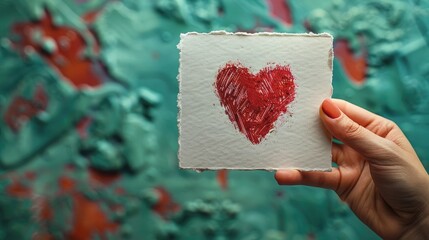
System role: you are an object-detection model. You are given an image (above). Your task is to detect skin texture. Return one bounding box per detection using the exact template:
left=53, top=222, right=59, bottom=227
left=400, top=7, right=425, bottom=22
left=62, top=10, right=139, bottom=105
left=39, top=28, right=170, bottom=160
left=275, top=99, right=429, bottom=239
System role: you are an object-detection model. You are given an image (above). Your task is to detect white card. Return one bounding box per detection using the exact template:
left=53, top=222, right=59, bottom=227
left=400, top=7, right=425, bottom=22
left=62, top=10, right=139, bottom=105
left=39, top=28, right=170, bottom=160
left=178, top=31, right=333, bottom=171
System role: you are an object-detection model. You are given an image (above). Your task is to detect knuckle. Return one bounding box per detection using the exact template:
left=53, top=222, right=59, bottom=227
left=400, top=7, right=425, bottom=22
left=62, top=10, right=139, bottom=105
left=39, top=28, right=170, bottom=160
left=344, top=121, right=362, bottom=139
left=372, top=119, right=399, bottom=138
left=384, top=119, right=397, bottom=132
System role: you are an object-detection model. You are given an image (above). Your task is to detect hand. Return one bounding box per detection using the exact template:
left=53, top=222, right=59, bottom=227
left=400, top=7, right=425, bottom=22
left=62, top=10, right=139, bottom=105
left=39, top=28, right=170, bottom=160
left=275, top=99, right=429, bottom=239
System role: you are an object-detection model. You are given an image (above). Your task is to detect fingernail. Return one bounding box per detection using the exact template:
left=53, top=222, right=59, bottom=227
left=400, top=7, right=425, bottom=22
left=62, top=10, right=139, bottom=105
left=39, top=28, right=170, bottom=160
left=322, top=99, right=341, bottom=119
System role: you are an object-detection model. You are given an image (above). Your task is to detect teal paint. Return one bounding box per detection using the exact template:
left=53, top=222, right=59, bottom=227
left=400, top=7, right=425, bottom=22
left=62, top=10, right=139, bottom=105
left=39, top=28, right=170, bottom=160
left=307, top=0, right=429, bottom=163
left=0, top=0, right=427, bottom=239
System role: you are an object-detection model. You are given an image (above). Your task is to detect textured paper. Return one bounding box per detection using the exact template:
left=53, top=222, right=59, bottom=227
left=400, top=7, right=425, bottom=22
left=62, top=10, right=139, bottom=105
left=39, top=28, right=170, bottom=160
left=178, top=31, right=333, bottom=171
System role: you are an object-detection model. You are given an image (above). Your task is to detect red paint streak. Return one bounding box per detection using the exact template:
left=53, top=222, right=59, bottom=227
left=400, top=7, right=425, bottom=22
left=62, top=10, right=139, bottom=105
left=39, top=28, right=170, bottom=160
left=215, top=62, right=296, bottom=144
left=334, top=39, right=367, bottom=84
left=37, top=198, right=54, bottom=221
left=76, top=117, right=92, bottom=139
left=267, top=0, right=293, bottom=26
left=59, top=176, right=76, bottom=193
left=152, top=187, right=180, bottom=219
left=12, top=10, right=102, bottom=88
left=7, top=181, right=32, bottom=197
left=216, top=170, right=228, bottom=190
left=35, top=85, right=49, bottom=107
left=4, top=85, right=48, bottom=132
left=5, top=169, right=118, bottom=240
left=33, top=233, right=55, bottom=240
left=25, top=171, right=37, bottom=180
left=89, top=168, right=121, bottom=186
left=66, top=194, right=119, bottom=240
left=35, top=193, right=118, bottom=240
left=82, top=9, right=103, bottom=24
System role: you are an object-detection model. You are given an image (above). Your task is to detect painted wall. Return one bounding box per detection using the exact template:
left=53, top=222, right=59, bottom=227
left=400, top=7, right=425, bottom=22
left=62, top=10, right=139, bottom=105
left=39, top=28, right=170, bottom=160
left=0, top=0, right=427, bottom=239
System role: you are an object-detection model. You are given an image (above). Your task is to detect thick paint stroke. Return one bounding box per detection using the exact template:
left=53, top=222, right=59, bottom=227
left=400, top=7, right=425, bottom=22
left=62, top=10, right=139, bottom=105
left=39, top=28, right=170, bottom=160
left=12, top=10, right=102, bottom=88
left=215, top=62, right=296, bottom=144
left=334, top=39, right=367, bottom=84
left=267, top=0, right=293, bottom=26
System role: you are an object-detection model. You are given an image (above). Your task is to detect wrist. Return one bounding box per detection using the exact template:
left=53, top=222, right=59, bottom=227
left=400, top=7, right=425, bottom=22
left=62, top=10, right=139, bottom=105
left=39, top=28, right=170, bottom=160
left=399, top=175, right=429, bottom=240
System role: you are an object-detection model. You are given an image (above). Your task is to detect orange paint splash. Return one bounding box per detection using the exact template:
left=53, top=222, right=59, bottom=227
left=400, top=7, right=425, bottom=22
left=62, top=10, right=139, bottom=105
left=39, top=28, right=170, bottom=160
left=216, top=169, right=228, bottom=190
left=7, top=181, right=32, bottom=197
left=59, top=176, right=76, bottom=193
left=267, top=0, right=293, bottom=26
left=82, top=9, right=103, bottom=24
left=76, top=117, right=92, bottom=139
left=5, top=169, right=119, bottom=239
left=89, top=168, right=121, bottom=186
left=4, top=85, right=48, bottom=132
left=12, top=10, right=102, bottom=88
left=66, top=194, right=119, bottom=240
left=334, top=39, right=367, bottom=84
left=35, top=195, right=118, bottom=240
left=58, top=173, right=119, bottom=239
left=152, top=187, right=180, bottom=219
left=37, top=198, right=54, bottom=221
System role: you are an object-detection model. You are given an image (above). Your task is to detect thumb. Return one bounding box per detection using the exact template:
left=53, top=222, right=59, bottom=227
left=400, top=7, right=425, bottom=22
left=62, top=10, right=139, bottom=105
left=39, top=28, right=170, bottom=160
left=320, top=99, right=394, bottom=161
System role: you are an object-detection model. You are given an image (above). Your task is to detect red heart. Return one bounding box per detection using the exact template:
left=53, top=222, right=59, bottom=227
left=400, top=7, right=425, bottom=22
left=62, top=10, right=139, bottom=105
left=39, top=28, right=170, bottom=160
left=215, top=62, right=296, bottom=144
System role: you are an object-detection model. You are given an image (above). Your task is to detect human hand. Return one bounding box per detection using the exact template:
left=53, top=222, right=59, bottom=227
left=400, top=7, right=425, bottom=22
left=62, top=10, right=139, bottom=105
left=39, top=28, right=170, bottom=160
left=275, top=99, right=429, bottom=239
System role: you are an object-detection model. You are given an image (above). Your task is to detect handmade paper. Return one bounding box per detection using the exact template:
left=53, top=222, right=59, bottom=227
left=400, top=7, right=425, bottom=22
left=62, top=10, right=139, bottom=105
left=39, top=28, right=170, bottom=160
left=178, top=31, right=333, bottom=171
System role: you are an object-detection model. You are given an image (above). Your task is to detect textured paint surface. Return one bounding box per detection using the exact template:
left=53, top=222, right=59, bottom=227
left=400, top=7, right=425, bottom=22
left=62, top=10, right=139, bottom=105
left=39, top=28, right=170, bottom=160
left=0, top=0, right=428, bottom=239
left=215, top=62, right=296, bottom=144
left=12, top=10, right=103, bottom=88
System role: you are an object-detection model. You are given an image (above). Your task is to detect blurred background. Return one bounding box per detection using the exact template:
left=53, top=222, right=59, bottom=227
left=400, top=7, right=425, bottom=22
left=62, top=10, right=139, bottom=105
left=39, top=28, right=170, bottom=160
left=0, top=0, right=428, bottom=239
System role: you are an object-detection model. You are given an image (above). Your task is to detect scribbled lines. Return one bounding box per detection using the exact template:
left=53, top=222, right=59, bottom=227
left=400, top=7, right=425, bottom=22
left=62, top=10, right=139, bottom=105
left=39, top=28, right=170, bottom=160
left=215, top=62, right=296, bottom=144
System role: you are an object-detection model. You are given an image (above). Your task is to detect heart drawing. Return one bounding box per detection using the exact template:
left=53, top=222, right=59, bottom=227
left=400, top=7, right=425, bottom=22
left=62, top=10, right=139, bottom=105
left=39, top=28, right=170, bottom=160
left=215, top=62, right=296, bottom=144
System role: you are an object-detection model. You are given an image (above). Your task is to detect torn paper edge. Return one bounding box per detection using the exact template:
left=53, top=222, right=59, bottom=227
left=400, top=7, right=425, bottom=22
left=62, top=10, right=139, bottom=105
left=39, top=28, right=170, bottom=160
left=177, top=31, right=334, bottom=172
